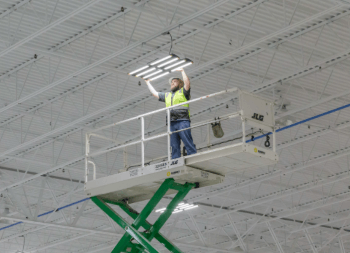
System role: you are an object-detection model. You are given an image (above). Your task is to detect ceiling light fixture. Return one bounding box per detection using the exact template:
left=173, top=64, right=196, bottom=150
left=150, top=55, right=172, bottom=65
left=157, top=58, right=179, bottom=68
left=155, top=202, right=198, bottom=214
left=151, top=72, right=170, bottom=81
left=143, top=70, right=163, bottom=79
left=171, top=62, right=193, bottom=72
left=128, top=65, right=149, bottom=75
left=128, top=55, right=193, bottom=81
left=165, top=60, right=185, bottom=69
left=136, top=67, right=156, bottom=77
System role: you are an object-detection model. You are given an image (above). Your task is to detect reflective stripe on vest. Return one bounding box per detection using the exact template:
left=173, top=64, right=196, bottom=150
left=165, top=88, right=190, bottom=116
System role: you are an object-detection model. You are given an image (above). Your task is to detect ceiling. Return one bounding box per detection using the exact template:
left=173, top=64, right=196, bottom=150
left=2, top=0, right=350, bottom=252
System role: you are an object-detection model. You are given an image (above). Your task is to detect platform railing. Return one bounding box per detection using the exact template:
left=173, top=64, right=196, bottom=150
left=85, top=87, right=276, bottom=183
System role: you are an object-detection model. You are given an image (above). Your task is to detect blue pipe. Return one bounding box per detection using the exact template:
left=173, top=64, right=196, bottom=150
left=247, top=103, right=350, bottom=142
left=0, top=198, right=90, bottom=231
left=1, top=102, right=350, bottom=232
left=0, top=221, right=23, bottom=231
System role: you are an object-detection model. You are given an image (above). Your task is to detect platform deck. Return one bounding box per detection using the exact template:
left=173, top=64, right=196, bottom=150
left=84, top=143, right=278, bottom=203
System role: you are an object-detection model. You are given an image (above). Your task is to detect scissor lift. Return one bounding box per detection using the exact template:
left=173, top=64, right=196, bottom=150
left=84, top=88, right=278, bottom=252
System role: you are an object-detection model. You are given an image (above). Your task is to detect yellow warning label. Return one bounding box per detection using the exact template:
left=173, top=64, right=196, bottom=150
left=167, top=172, right=171, bottom=176
left=254, top=148, right=258, bottom=153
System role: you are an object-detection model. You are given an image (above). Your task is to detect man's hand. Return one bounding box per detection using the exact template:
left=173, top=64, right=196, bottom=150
left=176, top=68, right=190, bottom=91
left=145, top=79, right=151, bottom=85
left=174, top=68, right=184, bottom=72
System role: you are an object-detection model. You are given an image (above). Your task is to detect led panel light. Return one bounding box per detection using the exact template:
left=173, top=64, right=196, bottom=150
left=171, top=62, right=193, bottom=72
left=136, top=67, right=156, bottom=77
left=150, top=72, right=170, bottom=81
left=150, top=55, right=173, bottom=65
left=128, top=55, right=192, bottom=81
left=164, top=60, right=185, bottom=70
left=143, top=70, right=163, bottom=79
left=157, top=58, right=179, bottom=68
left=128, top=65, right=149, bottom=75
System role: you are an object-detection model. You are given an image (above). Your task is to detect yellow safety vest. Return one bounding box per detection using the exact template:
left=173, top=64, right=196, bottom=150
left=165, top=88, right=190, bottom=117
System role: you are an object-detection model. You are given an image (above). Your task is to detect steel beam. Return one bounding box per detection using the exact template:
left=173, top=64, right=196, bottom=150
left=27, top=232, right=96, bottom=253
left=188, top=141, right=350, bottom=206
left=0, top=0, right=30, bottom=20
left=304, top=230, right=318, bottom=253
left=188, top=3, right=347, bottom=74
left=291, top=215, right=350, bottom=234
left=0, top=0, right=257, bottom=88
left=0, top=216, right=117, bottom=236
left=0, top=0, right=104, bottom=59
left=228, top=214, right=247, bottom=252
left=0, top=0, right=230, bottom=116
left=267, top=222, right=285, bottom=253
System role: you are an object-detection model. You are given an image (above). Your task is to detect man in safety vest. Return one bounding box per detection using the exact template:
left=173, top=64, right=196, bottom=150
left=145, top=68, right=197, bottom=159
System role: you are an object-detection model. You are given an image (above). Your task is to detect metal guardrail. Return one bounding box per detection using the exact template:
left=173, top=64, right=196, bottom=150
left=85, top=87, right=276, bottom=183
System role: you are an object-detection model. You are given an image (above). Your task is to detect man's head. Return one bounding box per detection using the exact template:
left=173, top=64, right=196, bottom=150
left=169, top=77, right=184, bottom=92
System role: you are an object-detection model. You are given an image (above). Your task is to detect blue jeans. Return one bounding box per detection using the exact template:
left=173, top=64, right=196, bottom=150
left=170, top=120, right=197, bottom=159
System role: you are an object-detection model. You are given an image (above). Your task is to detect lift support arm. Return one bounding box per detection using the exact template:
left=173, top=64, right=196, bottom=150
left=91, top=178, right=195, bottom=253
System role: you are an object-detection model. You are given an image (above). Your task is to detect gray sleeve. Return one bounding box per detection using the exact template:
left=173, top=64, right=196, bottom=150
left=183, top=88, right=191, bottom=100
left=158, top=92, right=166, bottom=102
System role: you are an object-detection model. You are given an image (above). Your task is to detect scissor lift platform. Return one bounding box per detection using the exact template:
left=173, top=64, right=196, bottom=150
left=84, top=156, right=223, bottom=204
left=186, top=142, right=278, bottom=175
left=84, top=142, right=278, bottom=204
left=84, top=88, right=278, bottom=253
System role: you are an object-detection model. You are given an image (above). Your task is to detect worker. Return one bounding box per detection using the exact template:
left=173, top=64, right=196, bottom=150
left=145, top=68, right=197, bottom=159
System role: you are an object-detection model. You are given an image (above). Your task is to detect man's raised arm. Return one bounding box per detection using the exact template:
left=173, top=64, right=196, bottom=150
left=145, top=80, right=159, bottom=99
left=177, top=68, right=190, bottom=91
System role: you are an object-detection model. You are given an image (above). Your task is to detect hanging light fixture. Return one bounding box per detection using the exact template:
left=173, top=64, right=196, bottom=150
left=135, top=67, right=156, bottom=77
left=143, top=70, right=163, bottom=79
left=171, top=62, right=193, bottom=72
left=128, top=65, right=149, bottom=75
left=151, top=71, right=170, bottom=81
left=128, top=54, right=193, bottom=81
left=150, top=55, right=173, bottom=65
left=157, top=58, right=179, bottom=68
left=164, top=60, right=185, bottom=70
